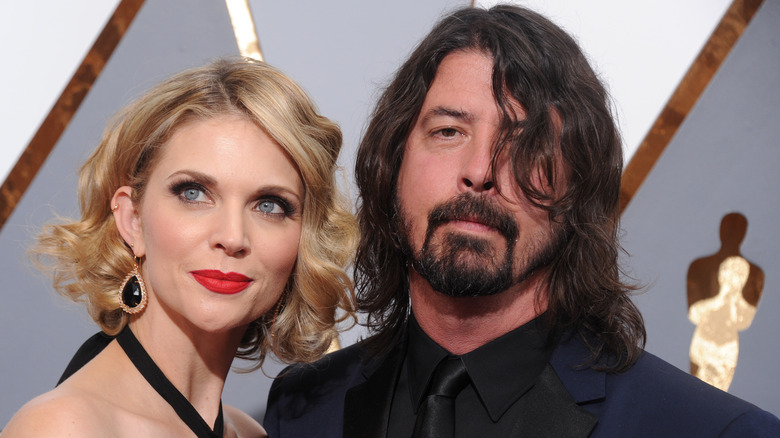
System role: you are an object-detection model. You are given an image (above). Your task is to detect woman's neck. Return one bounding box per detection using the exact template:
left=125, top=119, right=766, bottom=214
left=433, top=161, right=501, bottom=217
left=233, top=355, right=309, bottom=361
left=127, top=310, right=246, bottom=427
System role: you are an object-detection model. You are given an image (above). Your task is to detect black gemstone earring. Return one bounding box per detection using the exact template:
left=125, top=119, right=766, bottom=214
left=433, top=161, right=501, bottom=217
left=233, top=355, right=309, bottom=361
left=119, top=259, right=147, bottom=314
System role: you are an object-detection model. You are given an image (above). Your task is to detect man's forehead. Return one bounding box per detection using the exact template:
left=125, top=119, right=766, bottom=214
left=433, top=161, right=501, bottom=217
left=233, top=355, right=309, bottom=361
left=422, top=56, right=526, bottom=121
left=418, top=106, right=476, bottom=125
left=416, top=94, right=527, bottom=126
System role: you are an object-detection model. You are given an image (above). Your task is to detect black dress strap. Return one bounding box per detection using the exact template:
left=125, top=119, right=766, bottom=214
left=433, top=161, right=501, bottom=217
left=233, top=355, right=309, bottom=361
left=116, top=326, right=224, bottom=438
left=57, top=331, right=113, bottom=385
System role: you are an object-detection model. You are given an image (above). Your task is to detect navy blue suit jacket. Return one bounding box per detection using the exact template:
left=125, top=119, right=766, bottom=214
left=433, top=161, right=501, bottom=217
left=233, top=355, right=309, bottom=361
left=264, top=331, right=780, bottom=437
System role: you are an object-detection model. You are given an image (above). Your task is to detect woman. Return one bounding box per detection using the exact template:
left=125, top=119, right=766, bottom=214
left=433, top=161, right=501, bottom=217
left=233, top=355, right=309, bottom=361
left=2, top=58, right=357, bottom=437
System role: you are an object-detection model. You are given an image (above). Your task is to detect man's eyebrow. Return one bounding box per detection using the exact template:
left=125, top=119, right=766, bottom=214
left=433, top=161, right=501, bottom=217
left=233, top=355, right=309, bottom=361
left=420, top=106, right=475, bottom=124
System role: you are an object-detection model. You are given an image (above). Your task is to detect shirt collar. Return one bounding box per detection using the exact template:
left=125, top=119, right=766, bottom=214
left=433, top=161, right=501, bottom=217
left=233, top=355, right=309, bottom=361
left=407, top=315, right=450, bottom=413
left=407, top=313, right=554, bottom=422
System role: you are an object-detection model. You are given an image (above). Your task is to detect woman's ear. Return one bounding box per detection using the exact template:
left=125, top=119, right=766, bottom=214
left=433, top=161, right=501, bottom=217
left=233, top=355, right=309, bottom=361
left=111, top=187, right=145, bottom=257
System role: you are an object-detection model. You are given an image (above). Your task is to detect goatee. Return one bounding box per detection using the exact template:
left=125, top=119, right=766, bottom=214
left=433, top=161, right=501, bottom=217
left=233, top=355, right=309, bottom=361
left=399, top=193, right=517, bottom=297
left=397, top=193, right=565, bottom=298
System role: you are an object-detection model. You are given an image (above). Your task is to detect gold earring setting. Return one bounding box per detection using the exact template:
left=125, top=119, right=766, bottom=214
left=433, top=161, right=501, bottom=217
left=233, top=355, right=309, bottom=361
left=119, top=260, right=147, bottom=314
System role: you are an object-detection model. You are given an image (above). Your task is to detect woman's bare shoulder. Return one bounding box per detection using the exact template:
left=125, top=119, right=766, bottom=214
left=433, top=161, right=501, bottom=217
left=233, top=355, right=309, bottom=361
left=2, top=387, right=116, bottom=438
left=223, top=404, right=267, bottom=438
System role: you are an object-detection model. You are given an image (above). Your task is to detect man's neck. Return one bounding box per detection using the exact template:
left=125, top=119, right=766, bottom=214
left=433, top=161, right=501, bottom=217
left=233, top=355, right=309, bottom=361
left=409, top=269, right=548, bottom=355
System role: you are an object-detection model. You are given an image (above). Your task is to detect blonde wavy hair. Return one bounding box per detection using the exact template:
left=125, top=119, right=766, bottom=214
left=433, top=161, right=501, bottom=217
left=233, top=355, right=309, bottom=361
left=32, top=57, right=357, bottom=366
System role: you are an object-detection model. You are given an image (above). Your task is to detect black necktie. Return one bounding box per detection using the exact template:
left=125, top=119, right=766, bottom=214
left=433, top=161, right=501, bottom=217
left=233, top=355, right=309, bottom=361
left=412, top=357, right=470, bottom=438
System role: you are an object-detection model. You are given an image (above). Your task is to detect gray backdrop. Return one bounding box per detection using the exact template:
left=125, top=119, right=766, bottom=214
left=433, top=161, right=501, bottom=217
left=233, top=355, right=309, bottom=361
left=621, top=0, right=780, bottom=416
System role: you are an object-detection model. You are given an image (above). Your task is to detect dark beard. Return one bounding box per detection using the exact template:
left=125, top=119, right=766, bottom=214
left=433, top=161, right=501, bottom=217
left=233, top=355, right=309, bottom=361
left=397, top=193, right=516, bottom=297
left=397, top=193, right=565, bottom=298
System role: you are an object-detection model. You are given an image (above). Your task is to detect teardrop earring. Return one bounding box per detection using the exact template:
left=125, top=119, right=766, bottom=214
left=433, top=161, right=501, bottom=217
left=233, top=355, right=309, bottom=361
left=119, top=258, right=147, bottom=314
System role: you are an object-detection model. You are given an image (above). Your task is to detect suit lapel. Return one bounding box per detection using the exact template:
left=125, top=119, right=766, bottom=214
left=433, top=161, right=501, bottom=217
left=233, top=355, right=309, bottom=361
left=343, top=345, right=405, bottom=438
left=549, top=331, right=607, bottom=405
left=508, top=364, right=598, bottom=437
left=342, top=330, right=605, bottom=438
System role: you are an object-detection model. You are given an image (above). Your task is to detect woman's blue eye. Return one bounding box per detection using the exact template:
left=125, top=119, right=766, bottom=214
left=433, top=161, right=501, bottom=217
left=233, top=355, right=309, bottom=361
left=182, top=188, right=202, bottom=201
left=258, top=200, right=284, bottom=214
left=169, top=181, right=209, bottom=204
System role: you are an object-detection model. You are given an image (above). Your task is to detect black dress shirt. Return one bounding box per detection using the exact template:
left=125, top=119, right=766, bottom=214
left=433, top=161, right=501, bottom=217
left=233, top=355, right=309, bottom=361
left=387, top=314, right=556, bottom=437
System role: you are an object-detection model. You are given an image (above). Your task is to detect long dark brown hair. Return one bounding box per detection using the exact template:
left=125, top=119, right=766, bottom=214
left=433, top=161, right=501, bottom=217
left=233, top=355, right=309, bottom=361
left=354, top=5, right=645, bottom=371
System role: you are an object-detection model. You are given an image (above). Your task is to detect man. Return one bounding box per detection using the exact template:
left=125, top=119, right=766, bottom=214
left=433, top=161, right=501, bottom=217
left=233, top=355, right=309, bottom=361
left=265, top=5, right=780, bottom=437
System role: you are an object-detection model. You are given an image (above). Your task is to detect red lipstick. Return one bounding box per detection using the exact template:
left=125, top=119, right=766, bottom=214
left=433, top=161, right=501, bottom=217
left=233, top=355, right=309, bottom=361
left=191, top=270, right=252, bottom=294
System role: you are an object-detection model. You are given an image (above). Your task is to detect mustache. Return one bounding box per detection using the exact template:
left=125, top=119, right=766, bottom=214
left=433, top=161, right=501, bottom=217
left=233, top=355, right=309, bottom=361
left=427, top=193, right=519, bottom=241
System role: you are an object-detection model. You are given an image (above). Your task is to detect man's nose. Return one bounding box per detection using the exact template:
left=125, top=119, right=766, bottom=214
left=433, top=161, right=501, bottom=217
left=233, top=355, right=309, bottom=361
left=458, top=135, right=495, bottom=193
